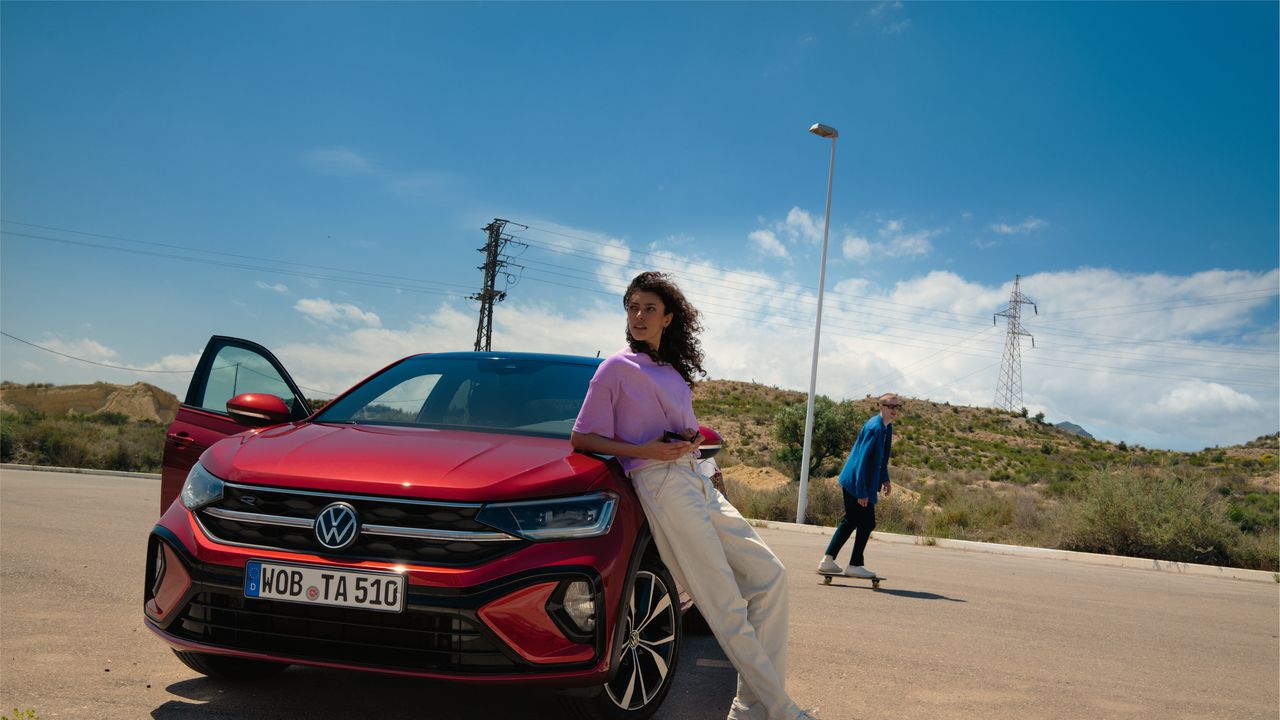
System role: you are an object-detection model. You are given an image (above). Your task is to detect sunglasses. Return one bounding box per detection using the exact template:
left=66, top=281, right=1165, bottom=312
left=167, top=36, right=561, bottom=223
left=881, top=403, right=903, bottom=409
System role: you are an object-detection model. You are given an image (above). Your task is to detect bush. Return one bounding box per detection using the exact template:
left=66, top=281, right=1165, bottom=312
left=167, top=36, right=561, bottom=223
left=1227, top=492, right=1280, bottom=533
left=0, top=421, right=13, bottom=462
left=0, top=411, right=163, bottom=472
left=1061, top=469, right=1239, bottom=566
left=927, top=490, right=1015, bottom=539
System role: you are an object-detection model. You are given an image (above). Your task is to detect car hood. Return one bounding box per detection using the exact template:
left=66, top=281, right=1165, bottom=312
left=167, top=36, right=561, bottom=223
left=201, top=422, right=611, bottom=502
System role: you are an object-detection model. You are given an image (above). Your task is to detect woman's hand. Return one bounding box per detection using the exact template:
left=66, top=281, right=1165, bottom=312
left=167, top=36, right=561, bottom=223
left=640, top=437, right=695, bottom=461
left=570, top=430, right=702, bottom=462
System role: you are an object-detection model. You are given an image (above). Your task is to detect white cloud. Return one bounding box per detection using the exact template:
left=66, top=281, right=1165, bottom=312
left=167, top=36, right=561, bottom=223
left=749, top=207, right=823, bottom=256
left=20, top=220, right=1273, bottom=454
left=841, top=233, right=872, bottom=262
left=256, top=281, right=289, bottom=294
left=235, top=265, right=1280, bottom=451
left=869, top=1, right=909, bottom=34
left=749, top=230, right=789, bottom=258
left=300, top=147, right=376, bottom=176
left=144, top=352, right=202, bottom=372
left=41, top=336, right=121, bottom=364
left=1147, top=381, right=1259, bottom=416
left=990, top=217, right=1048, bottom=235
left=840, top=218, right=941, bottom=262
left=869, top=1, right=902, bottom=17
left=784, top=207, right=823, bottom=244
left=294, top=298, right=382, bottom=328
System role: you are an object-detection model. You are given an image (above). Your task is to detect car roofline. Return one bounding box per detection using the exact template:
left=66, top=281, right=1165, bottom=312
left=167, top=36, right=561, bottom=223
left=405, top=351, right=604, bottom=366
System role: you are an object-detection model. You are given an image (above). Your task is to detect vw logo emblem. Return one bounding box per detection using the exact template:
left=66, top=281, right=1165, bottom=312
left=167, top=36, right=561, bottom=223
left=314, top=502, right=360, bottom=550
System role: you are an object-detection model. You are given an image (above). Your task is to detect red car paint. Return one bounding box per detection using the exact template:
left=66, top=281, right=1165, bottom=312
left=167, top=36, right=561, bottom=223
left=144, top=337, right=708, bottom=718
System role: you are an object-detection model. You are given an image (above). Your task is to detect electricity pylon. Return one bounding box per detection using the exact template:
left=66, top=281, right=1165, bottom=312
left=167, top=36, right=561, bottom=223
left=993, top=275, right=1037, bottom=412
left=470, top=219, right=526, bottom=352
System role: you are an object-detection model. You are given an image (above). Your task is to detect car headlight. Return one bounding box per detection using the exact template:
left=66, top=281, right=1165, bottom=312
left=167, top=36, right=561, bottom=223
left=180, top=462, right=225, bottom=510
left=475, top=491, right=617, bottom=541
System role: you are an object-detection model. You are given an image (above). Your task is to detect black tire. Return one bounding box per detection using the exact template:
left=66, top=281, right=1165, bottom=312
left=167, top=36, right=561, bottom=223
left=561, top=557, right=682, bottom=720
left=171, top=649, right=289, bottom=681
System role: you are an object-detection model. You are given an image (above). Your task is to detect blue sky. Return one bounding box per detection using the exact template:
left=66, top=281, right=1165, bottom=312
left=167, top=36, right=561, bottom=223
left=2, top=1, right=1277, bottom=452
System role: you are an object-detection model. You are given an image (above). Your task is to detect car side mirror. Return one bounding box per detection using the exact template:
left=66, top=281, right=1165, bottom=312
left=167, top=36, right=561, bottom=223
left=226, top=393, right=292, bottom=428
left=697, top=425, right=722, bottom=460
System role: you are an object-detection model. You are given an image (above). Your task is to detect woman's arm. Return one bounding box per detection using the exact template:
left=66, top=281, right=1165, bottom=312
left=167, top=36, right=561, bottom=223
left=571, top=431, right=698, bottom=462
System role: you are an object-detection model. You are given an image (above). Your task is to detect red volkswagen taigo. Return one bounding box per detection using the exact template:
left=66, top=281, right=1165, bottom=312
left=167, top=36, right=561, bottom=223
left=145, top=336, right=721, bottom=719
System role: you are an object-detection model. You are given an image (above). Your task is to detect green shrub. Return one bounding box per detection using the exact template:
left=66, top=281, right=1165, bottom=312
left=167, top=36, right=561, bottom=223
left=1061, top=469, right=1238, bottom=566
left=1227, top=492, right=1279, bottom=533
left=0, top=411, right=164, bottom=472
left=0, top=421, right=13, bottom=462
left=927, top=490, right=1015, bottom=538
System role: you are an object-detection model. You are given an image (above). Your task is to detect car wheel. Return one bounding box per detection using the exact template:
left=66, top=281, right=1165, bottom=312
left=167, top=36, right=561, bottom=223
left=562, top=557, right=682, bottom=720
left=171, top=649, right=289, bottom=680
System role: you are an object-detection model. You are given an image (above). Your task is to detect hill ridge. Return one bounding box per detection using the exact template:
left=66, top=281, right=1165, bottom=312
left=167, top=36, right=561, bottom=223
left=0, top=380, right=180, bottom=424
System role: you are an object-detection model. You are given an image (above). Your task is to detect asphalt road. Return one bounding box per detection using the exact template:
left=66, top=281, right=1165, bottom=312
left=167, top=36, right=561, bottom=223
left=1, top=468, right=1276, bottom=720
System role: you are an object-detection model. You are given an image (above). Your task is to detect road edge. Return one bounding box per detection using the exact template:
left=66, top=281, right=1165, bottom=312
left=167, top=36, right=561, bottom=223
left=5, top=462, right=1275, bottom=584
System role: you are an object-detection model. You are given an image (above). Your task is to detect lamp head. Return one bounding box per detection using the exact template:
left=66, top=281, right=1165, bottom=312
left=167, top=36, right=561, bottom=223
left=809, top=123, right=838, bottom=138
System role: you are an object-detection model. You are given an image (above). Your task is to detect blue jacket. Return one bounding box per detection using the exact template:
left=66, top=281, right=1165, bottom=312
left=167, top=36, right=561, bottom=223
left=837, top=414, right=893, bottom=504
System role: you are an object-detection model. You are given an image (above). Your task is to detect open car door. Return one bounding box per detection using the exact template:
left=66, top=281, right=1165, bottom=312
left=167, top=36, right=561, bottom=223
left=159, top=336, right=312, bottom=514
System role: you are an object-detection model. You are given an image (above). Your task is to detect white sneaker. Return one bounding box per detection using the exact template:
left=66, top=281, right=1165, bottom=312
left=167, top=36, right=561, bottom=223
left=845, top=565, right=875, bottom=578
left=726, top=699, right=765, bottom=720
left=816, top=558, right=843, bottom=575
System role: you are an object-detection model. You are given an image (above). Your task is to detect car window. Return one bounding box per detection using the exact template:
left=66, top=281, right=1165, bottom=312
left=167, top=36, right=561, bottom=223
left=200, top=345, right=299, bottom=415
left=349, top=373, right=442, bottom=423
left=316, top=356, right=596, bottom=438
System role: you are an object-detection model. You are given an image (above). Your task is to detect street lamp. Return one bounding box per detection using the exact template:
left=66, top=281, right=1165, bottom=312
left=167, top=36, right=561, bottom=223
left=796, top=122, right=838, bottom=525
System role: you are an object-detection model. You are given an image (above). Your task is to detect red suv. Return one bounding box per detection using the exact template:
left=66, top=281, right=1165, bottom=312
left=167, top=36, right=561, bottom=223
left=145, top=336, right=720, bottom=719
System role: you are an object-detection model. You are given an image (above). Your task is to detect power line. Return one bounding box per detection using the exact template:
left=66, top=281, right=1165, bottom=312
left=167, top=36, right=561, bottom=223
left=1, top=331, right=191, bottom=373
left=0, top=330, right=338, bottom=397
left=6, top=218, right=1274, bottom=394
left=1, top=219, right=478, bottom=292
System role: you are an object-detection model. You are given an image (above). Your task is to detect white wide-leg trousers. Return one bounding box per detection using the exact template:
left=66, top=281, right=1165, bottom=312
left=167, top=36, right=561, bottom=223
left=629, top=458, right=802, bottom=720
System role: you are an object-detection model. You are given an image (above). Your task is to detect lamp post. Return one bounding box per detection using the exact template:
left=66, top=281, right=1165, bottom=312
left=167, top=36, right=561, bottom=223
left=796, top=122, right=838, bottom=525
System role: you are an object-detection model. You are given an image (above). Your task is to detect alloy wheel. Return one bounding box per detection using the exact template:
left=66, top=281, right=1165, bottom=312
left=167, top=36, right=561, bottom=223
left=604, top=569, right=677, bottom=711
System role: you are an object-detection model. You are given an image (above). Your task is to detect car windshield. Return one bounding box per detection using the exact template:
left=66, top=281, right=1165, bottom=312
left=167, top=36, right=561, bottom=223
left=313, top=356, right=597, bottom=438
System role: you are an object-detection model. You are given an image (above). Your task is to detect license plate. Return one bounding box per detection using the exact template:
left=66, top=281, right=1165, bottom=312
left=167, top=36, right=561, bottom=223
left=245, top=560, right=405, bottom=613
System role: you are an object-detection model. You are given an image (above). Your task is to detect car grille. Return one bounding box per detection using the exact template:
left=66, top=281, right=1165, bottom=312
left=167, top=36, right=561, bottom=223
left=195, top=482, right=526, bottom=566
left=171, top=587, right=520, bottom=673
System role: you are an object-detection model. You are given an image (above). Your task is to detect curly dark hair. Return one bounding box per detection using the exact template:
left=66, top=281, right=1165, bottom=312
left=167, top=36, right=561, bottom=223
left=623, top=271, right=706, bottom=387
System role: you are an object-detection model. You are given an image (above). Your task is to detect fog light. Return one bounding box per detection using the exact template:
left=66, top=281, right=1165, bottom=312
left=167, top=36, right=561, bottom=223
left=562, top=580, right=595, bottom=633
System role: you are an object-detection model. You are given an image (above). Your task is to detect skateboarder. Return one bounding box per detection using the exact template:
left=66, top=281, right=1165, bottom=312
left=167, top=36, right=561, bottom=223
left=817, top=393, right=901, bottom=579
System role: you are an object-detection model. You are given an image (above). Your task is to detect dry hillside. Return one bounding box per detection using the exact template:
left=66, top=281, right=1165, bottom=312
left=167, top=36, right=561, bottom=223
left=693, top=378, right=1279, bottom=491
left=0, top=381, right=180, bottom=425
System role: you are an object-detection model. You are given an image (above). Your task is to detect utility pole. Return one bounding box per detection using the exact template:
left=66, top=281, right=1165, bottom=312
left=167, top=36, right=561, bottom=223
left=993, top=275, right=1037, bottom=412
left=470, top=219, right=526, bottom=352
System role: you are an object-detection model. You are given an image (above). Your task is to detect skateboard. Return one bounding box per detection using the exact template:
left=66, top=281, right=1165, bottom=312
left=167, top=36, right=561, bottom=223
left=817, top=570, right=884, bottom=589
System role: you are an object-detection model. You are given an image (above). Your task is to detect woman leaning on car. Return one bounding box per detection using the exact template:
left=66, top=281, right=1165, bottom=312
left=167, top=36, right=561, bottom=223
left=570, top=271, right=819, bottom=720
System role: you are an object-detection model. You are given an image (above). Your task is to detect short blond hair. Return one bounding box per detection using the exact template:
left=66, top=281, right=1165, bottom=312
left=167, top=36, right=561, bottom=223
left=878, top=393, right=901, bottom=406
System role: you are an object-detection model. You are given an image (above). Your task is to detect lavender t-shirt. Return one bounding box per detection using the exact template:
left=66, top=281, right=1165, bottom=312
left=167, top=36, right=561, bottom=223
left=573, top=347, right=699, bottom=474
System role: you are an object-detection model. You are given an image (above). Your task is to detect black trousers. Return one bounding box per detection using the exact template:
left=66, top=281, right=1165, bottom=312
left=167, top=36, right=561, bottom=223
left=823, top=489, right=877, bottom=566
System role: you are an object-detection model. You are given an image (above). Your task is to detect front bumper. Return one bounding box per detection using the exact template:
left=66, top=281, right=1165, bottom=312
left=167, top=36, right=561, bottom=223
left=144, top=500, right=636, bottom=685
